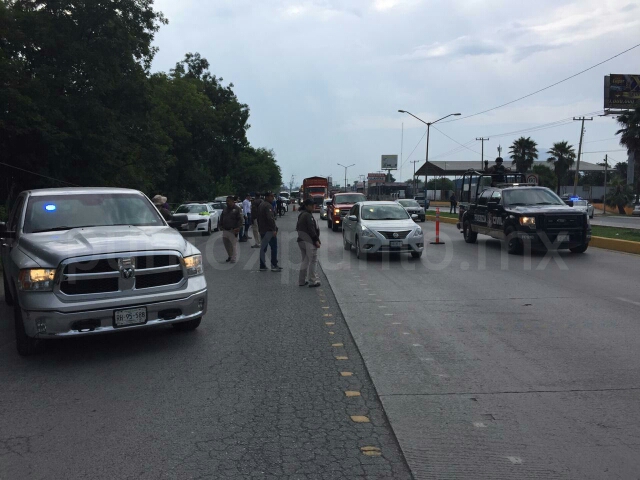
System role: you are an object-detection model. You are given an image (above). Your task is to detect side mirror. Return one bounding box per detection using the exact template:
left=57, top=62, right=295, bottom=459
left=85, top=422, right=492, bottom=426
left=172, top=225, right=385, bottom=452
left=348, top=215, right=357, bottom=221
left=167, top=214, right=189, bottom=229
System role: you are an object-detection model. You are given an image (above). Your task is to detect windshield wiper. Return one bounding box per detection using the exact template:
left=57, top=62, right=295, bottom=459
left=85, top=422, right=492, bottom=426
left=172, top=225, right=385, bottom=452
left=32, top=225, right=104, bottom=233
left=508, top=202, right=528, bottom=206
left=535, top=202, right=556, bottom=205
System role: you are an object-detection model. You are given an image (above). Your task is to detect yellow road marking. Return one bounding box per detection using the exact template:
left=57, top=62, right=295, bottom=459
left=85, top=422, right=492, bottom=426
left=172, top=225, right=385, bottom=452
left=340, top=372, right=353, bottom=377
left=361, top=446, right=381, bottom=456
left=322, top=306, right=330, bottom=309
left=332, top=343, right=344, bottom=347
left=328, top=331, right=335, bottom=335
left=323, top=314, right=333, bottom=317
left=335, top=356, right=349, bottom=360
left=325, top=322, right=335, bottom=326
left=350, top=415, right=370, bottom=423
left=345, top=391, right=361, bottom=397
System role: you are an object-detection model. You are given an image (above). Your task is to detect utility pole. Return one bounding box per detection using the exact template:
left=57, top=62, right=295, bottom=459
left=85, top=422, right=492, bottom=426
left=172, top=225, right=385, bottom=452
left=603, top=154, right=608, bottom=215
left=476, top=137, right=489, bottom=170
left=411, top=160, right=419, bottom=196
left=289, top=175, right=295, bottom=195
left=572, top=116, right=593, bottom=196
left=400, top=122, right=404, bottom=184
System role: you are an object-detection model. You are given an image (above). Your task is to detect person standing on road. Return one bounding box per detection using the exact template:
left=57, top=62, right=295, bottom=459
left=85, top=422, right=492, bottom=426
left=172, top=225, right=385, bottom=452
left=258, top=192, right=282, bottom=272
left=240, top=194, right=252, bottom=242
left=153, top=195, right=171, bottom=221
left=220, top=195, right=243, bottom=263
left=251, top=193, right=263, bottom=248
left=449, top=192, right=457, bottom=214
left=296, top=199, right=321, bottom=287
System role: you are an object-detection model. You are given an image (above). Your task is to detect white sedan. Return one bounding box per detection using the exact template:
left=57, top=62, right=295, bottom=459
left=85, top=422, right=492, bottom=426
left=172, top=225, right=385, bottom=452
left=571, top=199, right=594, bottom=219
left=342, top=201, right=424, bottom=259
left=174, top=203, right=219, bottom=235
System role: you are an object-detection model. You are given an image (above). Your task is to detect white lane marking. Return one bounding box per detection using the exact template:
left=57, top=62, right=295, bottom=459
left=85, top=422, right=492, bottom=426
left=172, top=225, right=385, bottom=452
left=473, top=422, right=487, bottom=428
left=412, top=344, right=422, bottom=347
left=420, top=357, right=434, bottom=361
left=378, top=306, right=387, bottom=308
left=402, top=332, right=410, bottom=335
left=384, top=313, right=394, bottom=316
left=617, top=297, right=640, bottom=307
left=507, top=457, right=523, bottom=465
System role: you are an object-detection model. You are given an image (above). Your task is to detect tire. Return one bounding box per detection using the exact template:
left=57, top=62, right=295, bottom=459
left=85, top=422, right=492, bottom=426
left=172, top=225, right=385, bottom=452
left=3, top=270, right=14, bottom=306
left=463, top=219, right=477, bottom=244
left=14, top=303, right=39, bottom=356
left=570, top=243, right=589, bottom=254
left=355, top=236, right=365, bottom=260
left=172, top=318, right=202, bottom=332
left=327, top=220, right=332, bottom=229
left=215, top=220, right=220, bottom=232
left=589, top=214, right=594, bottom=219
left=411, top=251, right=423, bottom=259
left=343, top=232, right=351, bottom=250
left=332, top=222, right=339, bottom=232
left=505, top=226, right=523, bottom=255
left=204, top=221, right=212, bottom=236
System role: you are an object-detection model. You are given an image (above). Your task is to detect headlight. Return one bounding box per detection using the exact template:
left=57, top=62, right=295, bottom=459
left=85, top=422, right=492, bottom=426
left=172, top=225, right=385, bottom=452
left=519, top=216, right=536, bottom=227
left=414, top=228, right=423, bottom=236
left=334, top=208, right=340, bottom=214
left=183, top=255, right=204, bottom=276
left=18, top=269, right=56, bottom=291
left=361, top=227, right=376, bottom=238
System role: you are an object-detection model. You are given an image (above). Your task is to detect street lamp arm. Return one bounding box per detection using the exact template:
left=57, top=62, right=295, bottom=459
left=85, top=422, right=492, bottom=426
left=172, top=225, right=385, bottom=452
left=397, top=110, right=429, bottom=126
left=432, top=112, right=462, bottom=125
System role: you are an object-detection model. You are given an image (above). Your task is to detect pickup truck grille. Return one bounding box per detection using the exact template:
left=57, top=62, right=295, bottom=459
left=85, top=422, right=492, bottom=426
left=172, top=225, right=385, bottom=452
left=540, top=214, right=583, bottom=232
left=379, top=230, right=411, bottom=239
left=59, top=253, right=184, bottom=296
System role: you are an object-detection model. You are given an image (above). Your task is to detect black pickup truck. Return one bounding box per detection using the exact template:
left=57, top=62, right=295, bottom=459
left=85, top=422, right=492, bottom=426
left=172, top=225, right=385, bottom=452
left=456, top=171, right=591, bottom=254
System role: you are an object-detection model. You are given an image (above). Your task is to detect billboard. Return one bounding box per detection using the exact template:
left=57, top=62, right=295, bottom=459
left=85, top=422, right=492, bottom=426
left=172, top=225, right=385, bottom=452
left=367, top=172, right=386, bottom=185
left=381, top=155, right=398, bottom=170
left=604, top=74, right=640, bottom=109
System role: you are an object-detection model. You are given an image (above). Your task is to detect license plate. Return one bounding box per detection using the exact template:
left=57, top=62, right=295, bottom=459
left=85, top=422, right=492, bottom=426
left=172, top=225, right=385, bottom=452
left=390, top=240, right=403, bottom=248
left=114, top=307, right=147, bottom=327
left=556, top=234, right=569, bottom=242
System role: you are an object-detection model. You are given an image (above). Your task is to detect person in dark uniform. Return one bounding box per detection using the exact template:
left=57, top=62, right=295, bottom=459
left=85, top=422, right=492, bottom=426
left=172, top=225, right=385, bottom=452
left=486, top=157, right=510, bottom=185
left=449, top=193, right=457, bottom=214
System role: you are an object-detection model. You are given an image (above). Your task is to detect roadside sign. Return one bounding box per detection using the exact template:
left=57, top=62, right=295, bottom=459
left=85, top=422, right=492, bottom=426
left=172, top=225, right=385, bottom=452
left=526, top=174, right=538, bottom=185
left=381, top=155, right=398, bottom=170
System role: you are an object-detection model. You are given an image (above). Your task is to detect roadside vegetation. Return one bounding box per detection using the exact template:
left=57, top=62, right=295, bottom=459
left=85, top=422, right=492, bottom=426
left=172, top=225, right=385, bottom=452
left=590, top=225, right=640, bottom=242
left=0, top=1, right=281, bottom=210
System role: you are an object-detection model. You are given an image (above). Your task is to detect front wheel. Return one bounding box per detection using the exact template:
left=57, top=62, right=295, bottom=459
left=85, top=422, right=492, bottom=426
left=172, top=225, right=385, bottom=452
left=463, top=219, right=477, bottom=244
left=570, top=243, right=589, bottom=254
left=15, top=304, right=39, bottom=356
left=411, top=251, right=423, bottom=259
left=204, top=221, right=212, bottom=236
left=172, top=318, right=202, bottom=332
left=355, top=237, right=365, bottom=260
left=3, top=270, right=14, bottom=306
left=332, top=222, right=339, bottom=232
left=505, top=226, right=523, bottom=255
left=343, top=232, right=351, bottom=250
left=327, top=220, right=332, bottom=229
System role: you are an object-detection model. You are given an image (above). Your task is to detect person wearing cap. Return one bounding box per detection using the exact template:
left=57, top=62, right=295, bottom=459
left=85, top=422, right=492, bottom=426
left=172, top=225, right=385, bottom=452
left=220, top=195, right=243, bottom=263
left=296, top=198, right=321, bottom=287
left=257, top=191, right=281, bottom=272
left=486, top=156, right=510, bottom=184
left=250, top=193, right=263, bottom=248
left=152, top=195, right=171, bottom=221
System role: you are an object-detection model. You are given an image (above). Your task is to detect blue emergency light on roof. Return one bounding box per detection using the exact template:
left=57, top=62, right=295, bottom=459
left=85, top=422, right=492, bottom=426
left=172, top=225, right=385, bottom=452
left=44, top=204, right=56, bottom=212
left=570, top=196, right=581, bottom=201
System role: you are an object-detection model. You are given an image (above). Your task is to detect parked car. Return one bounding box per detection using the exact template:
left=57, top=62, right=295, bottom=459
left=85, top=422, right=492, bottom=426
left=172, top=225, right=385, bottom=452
left=396, top=199, right=425, bottom=222
left=413, top=195, right=430, bottom=209
left=570, top=199, right=595, bottom=219
left=320, top=198, right=331, bottom=220
left=174, top=203, right=219, bottom=235
left=633, top=204, right=640, bottom=217
left=342, top=201, right=424, bottom=259
left=0, top=187, right=207, bottom=355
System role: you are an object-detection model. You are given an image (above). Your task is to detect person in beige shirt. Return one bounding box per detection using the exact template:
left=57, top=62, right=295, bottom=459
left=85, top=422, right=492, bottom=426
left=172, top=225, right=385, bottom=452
left=296, top=198, right=321, bottom=287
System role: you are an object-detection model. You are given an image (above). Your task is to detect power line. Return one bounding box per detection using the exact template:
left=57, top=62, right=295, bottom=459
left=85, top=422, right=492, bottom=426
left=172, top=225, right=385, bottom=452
left=439, top=43, right=640, bottom=124
left=400, top=129, right=427, bottom=168
left=582, top=149, right=626, bottom=154
left=0, top=161, right=81, bottom=187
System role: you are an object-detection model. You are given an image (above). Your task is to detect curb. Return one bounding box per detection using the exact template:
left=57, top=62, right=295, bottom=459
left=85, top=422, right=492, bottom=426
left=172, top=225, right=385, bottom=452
left=425, top=216, right=640, bottom=255
left=589, top=236, right=640, bottom=255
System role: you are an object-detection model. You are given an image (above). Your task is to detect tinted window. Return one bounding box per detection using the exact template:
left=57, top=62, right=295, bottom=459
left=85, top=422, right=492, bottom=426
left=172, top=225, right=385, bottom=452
left=8, top=195, right=26, bottom=231
left=398, top=200, right=420, bottom=207
left=477, top=190, right=492, bottom=206
left=503, top=188, right=565, bottom=207
left=334, top=194, right=366, bottom=204
left=176, top=204, right=208, bottom=214
left=24, top=194, right=164, bottom=233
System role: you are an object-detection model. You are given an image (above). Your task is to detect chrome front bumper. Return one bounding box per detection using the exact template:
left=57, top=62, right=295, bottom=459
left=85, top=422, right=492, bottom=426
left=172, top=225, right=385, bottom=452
left=19, top=277, right=208, bottom=338
left=360, top=234, right=425, bottom=254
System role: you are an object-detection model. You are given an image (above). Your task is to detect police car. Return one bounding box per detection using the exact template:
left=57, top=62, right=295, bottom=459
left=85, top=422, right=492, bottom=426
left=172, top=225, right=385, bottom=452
left=457, top=171, right=591, bottom=254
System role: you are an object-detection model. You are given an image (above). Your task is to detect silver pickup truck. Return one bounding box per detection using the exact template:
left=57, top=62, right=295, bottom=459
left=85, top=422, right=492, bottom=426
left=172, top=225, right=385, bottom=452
left=1, top=188, right=208, bottom=355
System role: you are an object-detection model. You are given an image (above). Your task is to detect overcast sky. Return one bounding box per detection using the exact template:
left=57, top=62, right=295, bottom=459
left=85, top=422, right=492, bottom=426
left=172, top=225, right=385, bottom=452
left=152, top=0, right=640, bottom=187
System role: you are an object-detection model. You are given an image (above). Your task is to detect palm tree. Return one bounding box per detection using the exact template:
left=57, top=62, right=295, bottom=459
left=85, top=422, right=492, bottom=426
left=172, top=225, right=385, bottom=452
left=616, top=107, right=640, bottom=201
left=509, top=137, right=538, bottom=173
left=547, top=141, right=576, bottom=194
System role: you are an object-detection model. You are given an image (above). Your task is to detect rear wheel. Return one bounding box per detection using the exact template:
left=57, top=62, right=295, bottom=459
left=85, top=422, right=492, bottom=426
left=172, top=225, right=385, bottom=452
left=463, top=219, right=477, bottom=244
left=505, top=226, right=523, bottom=255
left=343, top=232, right=351, bottom=250
left=570, top=243, right=589, bottom=253
left=172, top=318, right=202, bottom=332
left=411, top=251, right=423, bottom=259
left=3, top=270, right=14, bottom=306
left=14, top=304, right=39, bottom=356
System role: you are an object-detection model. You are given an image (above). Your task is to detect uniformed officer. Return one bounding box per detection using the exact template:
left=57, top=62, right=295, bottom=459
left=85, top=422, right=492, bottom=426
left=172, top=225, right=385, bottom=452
left=486, top=156, right=510, bottom=184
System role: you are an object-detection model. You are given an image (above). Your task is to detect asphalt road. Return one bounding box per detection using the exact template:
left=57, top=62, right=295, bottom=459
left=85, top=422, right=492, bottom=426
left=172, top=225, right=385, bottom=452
left=590, top=214, right=640, bottom=230
left=318, top=218, right=640, bottom=479
left=0, top=214, right=412, bottom=480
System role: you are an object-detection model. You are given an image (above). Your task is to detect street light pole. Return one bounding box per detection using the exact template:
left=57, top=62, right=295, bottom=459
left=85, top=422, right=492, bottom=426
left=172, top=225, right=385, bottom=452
left=337, top=163, right=355, bottom=193
left=398, top=110, right=461, bottom=201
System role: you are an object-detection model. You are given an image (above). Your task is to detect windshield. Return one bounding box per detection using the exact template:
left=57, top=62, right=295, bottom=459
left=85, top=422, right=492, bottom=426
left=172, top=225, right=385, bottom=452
left=503, top=188, right=565, bottom=207
left=398, top=200, right=420, bottom=207
left=24, top=194, right=164, bottom=233
left=361, top=204, right=410, bottom=221
left=210, top=203, right=224, bottom=210
left=176, top=204, right=208, bottom=214
left=334, top=194, right=366, bottom=204
left=308, top=187, right=326, bottom=194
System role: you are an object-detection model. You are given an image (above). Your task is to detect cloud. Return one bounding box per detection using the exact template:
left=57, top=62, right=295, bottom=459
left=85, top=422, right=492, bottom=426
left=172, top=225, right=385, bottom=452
left=400, top=36, right=505, bottom=60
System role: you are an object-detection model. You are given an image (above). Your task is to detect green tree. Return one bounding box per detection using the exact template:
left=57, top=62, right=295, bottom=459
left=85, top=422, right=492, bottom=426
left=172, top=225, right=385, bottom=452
left=531, top=164, right=557, bottom=191
left=546, top=141, right=576, bottom=193
left=607, top=176, right=633, bottom=214
left=616, top=108, right=640, bottom=199
left=509, top=137, right=538, bottom=173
